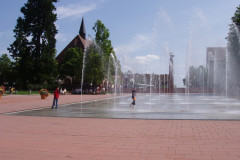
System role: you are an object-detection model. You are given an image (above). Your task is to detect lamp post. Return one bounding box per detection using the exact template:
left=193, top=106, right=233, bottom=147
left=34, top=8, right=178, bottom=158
left=200, top=67, right=204, bottom=94
left=169, top=52, right=174, bottom=93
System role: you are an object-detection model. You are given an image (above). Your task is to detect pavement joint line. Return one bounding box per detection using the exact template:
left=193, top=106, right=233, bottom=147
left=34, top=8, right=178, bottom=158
left=61, top=94, right=130, bottom=107
left=3, top=94, right=130, bottom=115
left=4, top=107, right=48, bottom=115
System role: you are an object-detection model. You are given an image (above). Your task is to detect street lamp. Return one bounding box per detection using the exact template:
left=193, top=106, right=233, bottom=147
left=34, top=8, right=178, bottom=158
left=200, top=68, right=205, bottom=94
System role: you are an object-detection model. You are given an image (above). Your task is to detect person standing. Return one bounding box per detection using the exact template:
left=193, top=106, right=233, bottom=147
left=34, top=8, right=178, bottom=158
left=52, top=87, right=59, bottom=109
left=130, top=87, right=136, bottom=108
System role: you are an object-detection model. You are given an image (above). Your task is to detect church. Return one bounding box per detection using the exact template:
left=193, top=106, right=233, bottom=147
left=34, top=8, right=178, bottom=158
left=56, top=18, right=92, bottom=86
left=56, top=18, right=91, bottom=63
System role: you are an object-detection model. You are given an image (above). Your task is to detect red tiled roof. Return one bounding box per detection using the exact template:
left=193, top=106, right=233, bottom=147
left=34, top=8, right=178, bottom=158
left=56, top=35, right=92, bottom=62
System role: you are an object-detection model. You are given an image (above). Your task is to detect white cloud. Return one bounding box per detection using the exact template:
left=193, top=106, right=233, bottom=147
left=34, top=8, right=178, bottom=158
left=115, top=33, right=151, bottom=55
left=157, top=7, right=173, bottom=29
left=56, top=3, right=97, bottom=19
left=195, top=9, right=208, bottom=26
left=122, top=64, right=133, bottom=72
left=135, top=54, right=160, bottom=64
left=190, top=8, right=209, bottom=30
left=115, top=33, right=161, bottom=73
left=55, top=23, right=60, bottom=30
left=56, top=33, right=68, bottom=42
left=0, top=49, right=8, bottom=55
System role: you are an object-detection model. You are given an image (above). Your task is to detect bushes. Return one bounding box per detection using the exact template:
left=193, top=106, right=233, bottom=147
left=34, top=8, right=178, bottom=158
left=27, top=83, right=58, bottom=92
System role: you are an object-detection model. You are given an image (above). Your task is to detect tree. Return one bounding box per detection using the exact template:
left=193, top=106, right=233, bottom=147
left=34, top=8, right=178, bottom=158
left=232, top=5, right=240, bottom=30
left=227, top=5, right=240, bottom=93
left=184, top=65, right=207, bottom=88
left=0, top=54, right=12, bottom=84
left=92, top=20, right=122, bottom=86
left=58, top=48, right=83, bottom=84
left=92, top=20, right=117, bottom=79
left=226, top=23, right=240, bottom=87
left=8, top=0, right=58, bottom=87
left=93, top=20, right=114, bottom=57
left=84, top=44, right=104, bottom=89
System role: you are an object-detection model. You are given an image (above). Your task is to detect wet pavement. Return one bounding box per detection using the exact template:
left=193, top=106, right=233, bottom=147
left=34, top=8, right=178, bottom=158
left=9, top=94, right=240, bottom=120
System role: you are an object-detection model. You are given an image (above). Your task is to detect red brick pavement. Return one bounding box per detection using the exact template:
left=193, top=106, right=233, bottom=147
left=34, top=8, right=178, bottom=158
left=0, top=94, right=240, bottom=160
left=0, top=94, right=114, bottom=114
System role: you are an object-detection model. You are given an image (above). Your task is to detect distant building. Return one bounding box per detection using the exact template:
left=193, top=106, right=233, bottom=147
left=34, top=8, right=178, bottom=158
left=122, top=73, right=170, bottom=93
left=122, top=52, right=174, bottom=93
left=206, top=47, right=226, bottom=93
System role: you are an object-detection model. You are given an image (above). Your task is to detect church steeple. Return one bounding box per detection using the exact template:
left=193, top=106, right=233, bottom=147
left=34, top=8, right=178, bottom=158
left=79, top=17, right=86, bottom=39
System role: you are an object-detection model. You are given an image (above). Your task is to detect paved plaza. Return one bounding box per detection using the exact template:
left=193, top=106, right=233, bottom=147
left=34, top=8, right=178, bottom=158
left=1, top=94, right=240, bottom=160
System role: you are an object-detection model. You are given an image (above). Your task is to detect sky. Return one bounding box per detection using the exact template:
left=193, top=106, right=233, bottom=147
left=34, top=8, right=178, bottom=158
left=0, top=0, right=239, bottom=87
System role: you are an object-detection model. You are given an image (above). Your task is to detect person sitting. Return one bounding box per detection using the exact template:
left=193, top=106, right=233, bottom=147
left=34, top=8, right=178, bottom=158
left=96, top=87, right=100, bottom=94
left=10, top=87, right=15, bottom=94
left=89, top=88, right=93, bottom=94
left=74, top=88, right=79, bottom=94
left=63, top=88, right=67, bottom=95
left=60, top=88, right=64, bottom=95
left=79, top=88, right=82, bottom=94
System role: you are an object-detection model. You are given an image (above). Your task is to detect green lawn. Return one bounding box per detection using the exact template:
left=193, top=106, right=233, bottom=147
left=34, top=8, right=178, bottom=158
left=16, top=90, right=40, bottom=95
left=5, top=90, right=42, bottom=95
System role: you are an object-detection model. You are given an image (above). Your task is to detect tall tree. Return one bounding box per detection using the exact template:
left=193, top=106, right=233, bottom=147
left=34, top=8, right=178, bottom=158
left=8, top=0, right=58, bottom=87
left=92, top=20, right=121, bottom=84
left=58, top=48, right=83, bottom=84
left=84, top=44, right=104, bottom=89
left=0, top=54, right=12, bottom=84
left=184, top=65, right=207, bottom=88
left=93, top=20, right=114, bottom=56
left=232, top=5, right=240, bottom=30
left=226, top=23, right=240, bottom=87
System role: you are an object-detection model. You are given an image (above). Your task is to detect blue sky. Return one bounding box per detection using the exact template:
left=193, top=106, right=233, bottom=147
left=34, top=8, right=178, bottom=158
left=0, top=0, right=239, bottom=87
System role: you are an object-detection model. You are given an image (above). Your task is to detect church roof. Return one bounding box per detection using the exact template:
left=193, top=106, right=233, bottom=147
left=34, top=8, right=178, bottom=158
left=79, top=18, right=86, bottom=39
left=56, top=35, right=91, bottom=63
left=56, top=18, right=91, bottom=62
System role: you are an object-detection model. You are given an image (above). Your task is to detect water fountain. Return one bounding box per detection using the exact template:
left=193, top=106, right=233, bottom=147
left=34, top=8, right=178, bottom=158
left=10, top=18, right=240, bottom=121
left=80, top=48, right=87, bottom=110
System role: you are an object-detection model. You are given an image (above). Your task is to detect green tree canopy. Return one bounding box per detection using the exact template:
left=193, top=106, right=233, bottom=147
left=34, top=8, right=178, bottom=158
left=232, top=5, right=240, bottom=29
left=84, top=44, right=104, bottom=88
left=0, top=54, right=12, bottom=84
left=93, top=20, right=114, bottom=56
left=184, top=65, right=207, bottom=88
left=8, top=0, right=58, bottom=87
left=226, top=23, right=240, bottom=59
left=58, top=48, right=83, bottom=84
left=92, top=20, right=121, bottom=85
left=226, top=23, right=240, bottom=86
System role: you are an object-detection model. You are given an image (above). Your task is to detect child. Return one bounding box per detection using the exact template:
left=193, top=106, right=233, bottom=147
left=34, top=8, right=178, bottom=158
left=130, top=87, right=136, bottom=108
left=52, top=87, right=59, bottom=109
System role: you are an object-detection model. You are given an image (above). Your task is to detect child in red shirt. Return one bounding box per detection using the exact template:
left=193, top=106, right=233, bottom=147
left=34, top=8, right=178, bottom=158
left=52, top=87, right=59, bottom=109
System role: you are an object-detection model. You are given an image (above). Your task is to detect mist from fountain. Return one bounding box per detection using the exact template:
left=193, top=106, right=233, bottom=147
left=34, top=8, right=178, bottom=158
left=77, top=17, right=240, bottom=118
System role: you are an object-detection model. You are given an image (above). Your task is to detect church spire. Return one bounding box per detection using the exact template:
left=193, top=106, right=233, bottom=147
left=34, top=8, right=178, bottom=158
left=79, top=17, right=86, bottom=39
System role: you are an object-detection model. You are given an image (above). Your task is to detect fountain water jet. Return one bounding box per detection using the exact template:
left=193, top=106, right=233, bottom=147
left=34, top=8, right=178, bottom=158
left=80, top=48, right=87, bottom=110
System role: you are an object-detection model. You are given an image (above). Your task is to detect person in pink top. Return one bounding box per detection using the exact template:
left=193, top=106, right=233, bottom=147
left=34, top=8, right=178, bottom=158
left=52, top=87, right=59, bottom=109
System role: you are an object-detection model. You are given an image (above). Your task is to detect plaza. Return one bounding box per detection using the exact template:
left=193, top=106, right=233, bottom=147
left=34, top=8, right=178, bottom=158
left=1, top=94, right=240, bottom=160
left=1, top=1, right=240, bottom=160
